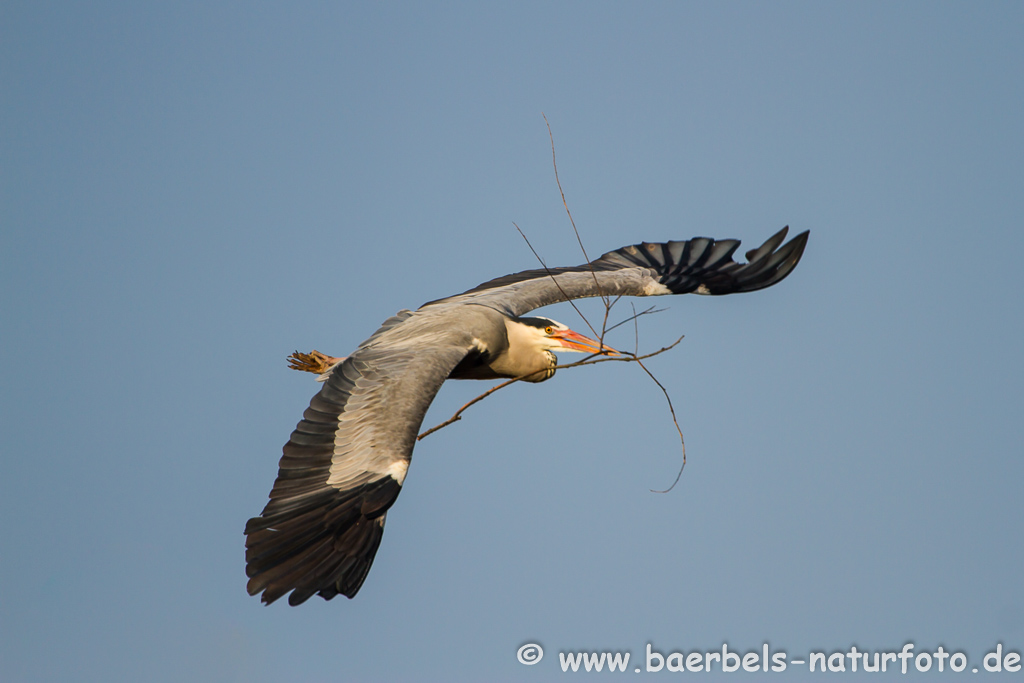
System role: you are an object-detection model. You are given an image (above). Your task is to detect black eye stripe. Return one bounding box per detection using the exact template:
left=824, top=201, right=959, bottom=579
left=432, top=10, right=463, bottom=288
left=517, top=316, right=559, bottom=330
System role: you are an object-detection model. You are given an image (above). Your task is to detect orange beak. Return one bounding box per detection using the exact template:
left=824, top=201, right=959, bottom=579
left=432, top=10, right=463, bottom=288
left=550, top=328, right=622, bottom=356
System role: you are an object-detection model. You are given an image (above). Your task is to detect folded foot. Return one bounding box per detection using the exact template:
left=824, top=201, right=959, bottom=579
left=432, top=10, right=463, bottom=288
left=286, top=350, right=345, bottom=375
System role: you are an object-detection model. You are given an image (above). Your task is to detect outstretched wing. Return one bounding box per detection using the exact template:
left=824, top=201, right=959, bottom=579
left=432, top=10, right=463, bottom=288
left=245, top=320, right=473, bottom=605
left=425, top=227, right=808, bottom=317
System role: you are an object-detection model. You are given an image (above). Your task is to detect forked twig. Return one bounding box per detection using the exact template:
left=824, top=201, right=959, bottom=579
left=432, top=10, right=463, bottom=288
left=604, top=305, right=665, bottom=336
left=417, top=337, right=684, bottom=441
left=418, top=119, right=689, bottom=491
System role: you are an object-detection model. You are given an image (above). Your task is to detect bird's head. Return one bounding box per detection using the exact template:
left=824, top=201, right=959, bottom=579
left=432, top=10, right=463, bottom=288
left=515, top=316, right=622, bottom=357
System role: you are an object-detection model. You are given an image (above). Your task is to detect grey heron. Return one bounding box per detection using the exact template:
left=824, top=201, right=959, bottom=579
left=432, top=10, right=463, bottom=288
left=245, top=227, right=808, bottom=605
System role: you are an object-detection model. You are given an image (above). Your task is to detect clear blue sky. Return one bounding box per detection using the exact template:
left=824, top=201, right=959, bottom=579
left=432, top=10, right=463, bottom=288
left=2, top=2, right=1022, bottom=681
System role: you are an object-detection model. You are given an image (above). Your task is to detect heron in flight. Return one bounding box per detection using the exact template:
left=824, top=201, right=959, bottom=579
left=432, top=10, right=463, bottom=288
left=245, top=227, right=808, bottom=605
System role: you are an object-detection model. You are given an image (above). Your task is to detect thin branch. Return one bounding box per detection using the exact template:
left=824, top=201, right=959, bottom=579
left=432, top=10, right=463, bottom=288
left=515, top=116, right=618, bottom=357
left=543, top=113, right=608, bottom=308
left=633, top=303, right=641, bottom=355
left=636, top=356, right=686, bottom=493
left=416, top=378, right=520, bottom=441
left=631, top=303, right=685, bottom=493
left=431, top=119, right=686, bottom=492
left=417, top=337, right=684, bottom=441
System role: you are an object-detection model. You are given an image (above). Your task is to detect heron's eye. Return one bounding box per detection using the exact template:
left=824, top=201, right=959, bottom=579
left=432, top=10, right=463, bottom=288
left=544, top=326, right=553, bottom=334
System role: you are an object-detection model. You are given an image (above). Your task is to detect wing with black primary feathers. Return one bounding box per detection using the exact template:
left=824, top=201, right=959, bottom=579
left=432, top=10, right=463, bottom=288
left=427, top=226, right=808, bottom=316
left=245, top=319, right=475, bottom=605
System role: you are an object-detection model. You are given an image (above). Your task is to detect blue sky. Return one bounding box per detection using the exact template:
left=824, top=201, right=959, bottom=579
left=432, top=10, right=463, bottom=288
left=2, top=2, right=1022, bottom=681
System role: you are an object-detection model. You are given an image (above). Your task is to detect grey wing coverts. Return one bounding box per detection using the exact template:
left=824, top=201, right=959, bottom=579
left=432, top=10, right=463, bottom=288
left=244, top=323, right=475, bottom=606
left=432, top=226, right=808, bottom=316
left=244, top=227, right=808, bottom=605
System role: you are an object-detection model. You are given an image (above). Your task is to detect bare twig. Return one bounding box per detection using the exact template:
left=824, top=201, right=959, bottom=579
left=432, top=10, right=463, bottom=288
left=633, top=303, right=641, bottom=355
left=418, top=120, right=689, bottom=492
left=635, top=356, right=687, bottom=493
left=417, top=337, right=683, bottom=441
left=416, top=377, right=520, bottom=441
left=543, top=113, right=607, bottom=308
left=631, top=302, right=686, bottom=493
